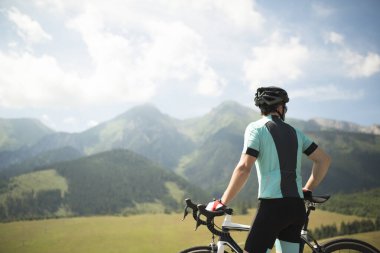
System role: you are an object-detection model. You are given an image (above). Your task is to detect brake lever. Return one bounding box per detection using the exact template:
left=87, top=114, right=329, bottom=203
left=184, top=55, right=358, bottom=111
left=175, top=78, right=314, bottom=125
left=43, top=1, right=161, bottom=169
left=195, top=211, right=202, bottom=231
left=182, top=206, right=189, bottom=221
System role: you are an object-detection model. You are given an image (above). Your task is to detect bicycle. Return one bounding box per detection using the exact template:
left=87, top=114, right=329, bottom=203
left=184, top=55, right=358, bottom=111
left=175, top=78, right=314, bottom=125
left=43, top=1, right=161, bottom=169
left=180, top=195, right=380, bottom=253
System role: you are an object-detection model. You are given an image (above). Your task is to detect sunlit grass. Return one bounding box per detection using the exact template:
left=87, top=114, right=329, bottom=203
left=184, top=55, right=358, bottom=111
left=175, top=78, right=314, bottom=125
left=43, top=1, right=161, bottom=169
left=0, top=209, right=378, bottom=253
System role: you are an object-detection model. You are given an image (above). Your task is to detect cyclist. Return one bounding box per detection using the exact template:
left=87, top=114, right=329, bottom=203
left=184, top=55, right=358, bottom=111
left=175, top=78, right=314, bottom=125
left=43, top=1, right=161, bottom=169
left=206, top=86, right=331, bottom=253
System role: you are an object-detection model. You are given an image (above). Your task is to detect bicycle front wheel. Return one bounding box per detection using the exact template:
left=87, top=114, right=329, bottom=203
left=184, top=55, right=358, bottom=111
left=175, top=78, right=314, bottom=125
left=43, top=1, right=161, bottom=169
left=322, top=238, right=380, bottom=253
left=179, top=245, right=228, bottom=253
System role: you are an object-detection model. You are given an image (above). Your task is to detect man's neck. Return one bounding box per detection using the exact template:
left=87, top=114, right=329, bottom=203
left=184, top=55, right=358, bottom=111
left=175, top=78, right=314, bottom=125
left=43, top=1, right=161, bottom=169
left=268, top=112, right=280, bottom=117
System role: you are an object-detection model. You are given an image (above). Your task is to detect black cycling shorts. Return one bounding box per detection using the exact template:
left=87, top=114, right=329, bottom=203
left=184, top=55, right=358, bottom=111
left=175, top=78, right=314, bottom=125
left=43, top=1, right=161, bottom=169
left=244, top=198, right=306, bottom=253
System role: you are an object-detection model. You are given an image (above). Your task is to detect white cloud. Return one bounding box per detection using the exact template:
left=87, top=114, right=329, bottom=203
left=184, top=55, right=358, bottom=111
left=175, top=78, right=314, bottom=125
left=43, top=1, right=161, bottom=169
left=7, top=7, right=52, bottom=44
left=0, top=51, right=81, bottom=107
left=67, top=7, right=226, bottom=100
left=4, top=0, right=377, bottom=113
left=0, top=48, right=156, bottom=107
left=211, top=0, right=264, bottom=31
left=196, top=66, right=226, bottom=96
left=325, top=31, right=344, bottom=45
left=243, top=34, right=309, bottom=90
left=2, top=0, right=246, bottom=108
left=34, top=0, right=69, bottom=12
left=40, top=114, right=57, bottom=130
left=341, top=50, right=380, bottom=78
left=87, top=120, right=99, bottom=128
left=63, top=117, right=77, bottom=125
left=290, top=85, right=364, bottom=101
left=319, top=30, right=380, bottom=79
left=312, top=3, right=335, bottom=17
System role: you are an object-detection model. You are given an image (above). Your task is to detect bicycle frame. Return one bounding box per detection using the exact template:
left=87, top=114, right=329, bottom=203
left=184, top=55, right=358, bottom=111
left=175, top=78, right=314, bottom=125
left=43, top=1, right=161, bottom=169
left=182, top=196, right=330, bottom=253
left=215, top=214, right=249, bottom=253
left=299, top=201, right=325, bottom=253
left=212, top=211, right=323, bottom=253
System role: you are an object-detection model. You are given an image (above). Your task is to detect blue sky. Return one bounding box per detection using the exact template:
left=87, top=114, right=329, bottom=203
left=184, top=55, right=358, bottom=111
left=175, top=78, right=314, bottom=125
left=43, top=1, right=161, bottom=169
left=0, top=0, right=379, bottom=132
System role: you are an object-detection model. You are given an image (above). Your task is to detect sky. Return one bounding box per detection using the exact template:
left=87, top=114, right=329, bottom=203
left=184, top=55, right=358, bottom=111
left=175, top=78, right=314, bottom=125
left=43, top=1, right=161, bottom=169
left=0, top=0, right=379, bottom=132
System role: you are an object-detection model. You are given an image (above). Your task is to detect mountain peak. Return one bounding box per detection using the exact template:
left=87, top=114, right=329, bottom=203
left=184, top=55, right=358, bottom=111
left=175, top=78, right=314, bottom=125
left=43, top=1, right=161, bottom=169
left=115, top=103, right=168, bottom=122
left=0, top=118, right=54, bottom=151
left=121, top=103, right=161, bottom=116
left=208, top=101, right=260, bottom=120
left=213, top=100, right=249, bottom=111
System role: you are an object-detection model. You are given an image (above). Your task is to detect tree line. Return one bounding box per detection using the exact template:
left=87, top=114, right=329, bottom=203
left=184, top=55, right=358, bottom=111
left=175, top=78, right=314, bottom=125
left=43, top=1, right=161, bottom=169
left=0, top=189, right=63, bottom=221
left=320, top=188, right=380, bottom=218
left=311, top=217, right=380, bottom=240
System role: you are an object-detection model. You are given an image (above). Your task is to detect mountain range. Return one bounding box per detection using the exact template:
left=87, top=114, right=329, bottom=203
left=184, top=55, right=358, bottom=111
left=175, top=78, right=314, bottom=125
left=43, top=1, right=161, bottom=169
left=0, top=118, right=53, bottom=151
left=0, top=101, right=379, bottom=220
left=1, top=101, right=379, bottom=172
left=0, top=149, right=207, bottom=220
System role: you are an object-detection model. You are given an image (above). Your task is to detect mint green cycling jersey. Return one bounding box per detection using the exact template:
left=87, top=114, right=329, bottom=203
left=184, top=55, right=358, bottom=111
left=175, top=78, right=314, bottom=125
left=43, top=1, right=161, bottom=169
left=242, top=115, right=317, bottom=199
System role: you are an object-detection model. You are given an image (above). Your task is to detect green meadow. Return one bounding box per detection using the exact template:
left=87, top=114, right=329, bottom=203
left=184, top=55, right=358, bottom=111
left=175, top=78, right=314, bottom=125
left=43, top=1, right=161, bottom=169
left=1, top=209, right=379, bottom=253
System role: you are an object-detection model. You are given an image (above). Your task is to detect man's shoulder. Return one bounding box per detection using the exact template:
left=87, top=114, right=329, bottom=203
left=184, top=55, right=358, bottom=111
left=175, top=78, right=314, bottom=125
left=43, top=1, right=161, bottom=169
left=287, top=124, right=313, bottom=141
left=246, top=117, right=270, bottom=130
left=288, top=124, right=304, bottom=135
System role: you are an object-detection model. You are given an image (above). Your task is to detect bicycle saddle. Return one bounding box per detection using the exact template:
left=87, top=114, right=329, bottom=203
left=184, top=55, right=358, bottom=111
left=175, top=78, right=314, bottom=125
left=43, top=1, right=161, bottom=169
left=306, top=195, right=330, bottom=204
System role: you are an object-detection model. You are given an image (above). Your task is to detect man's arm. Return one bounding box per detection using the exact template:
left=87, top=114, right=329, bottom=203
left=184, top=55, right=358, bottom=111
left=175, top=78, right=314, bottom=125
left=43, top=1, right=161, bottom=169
left=221, top=154, right=256, bottom=205
left=304, top=147, right=331, bottom=191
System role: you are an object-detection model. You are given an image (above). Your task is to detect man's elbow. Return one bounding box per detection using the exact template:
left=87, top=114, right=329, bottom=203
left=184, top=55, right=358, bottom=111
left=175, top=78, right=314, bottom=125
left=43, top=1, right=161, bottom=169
left=324, top=153, right=332, bottom=167
left=312, top=148, right=331, bottom=167
left=236, top=163, right=252, bottom=175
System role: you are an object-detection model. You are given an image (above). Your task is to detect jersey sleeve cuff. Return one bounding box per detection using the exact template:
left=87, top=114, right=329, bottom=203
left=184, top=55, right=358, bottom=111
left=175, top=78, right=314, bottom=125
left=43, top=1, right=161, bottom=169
left=304, top=142, right=318, bottom=156
left=244, top=147, right=259, bottom=157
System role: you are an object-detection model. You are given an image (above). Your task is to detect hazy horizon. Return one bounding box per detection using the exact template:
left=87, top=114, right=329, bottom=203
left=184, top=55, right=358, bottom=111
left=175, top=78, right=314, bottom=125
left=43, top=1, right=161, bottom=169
left=1, top=100, right=379, bottom=134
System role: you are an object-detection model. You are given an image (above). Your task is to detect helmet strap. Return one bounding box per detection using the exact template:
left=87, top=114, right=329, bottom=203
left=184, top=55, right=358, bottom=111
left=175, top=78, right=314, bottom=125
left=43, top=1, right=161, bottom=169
left=276, top=104, right=286, bottom=121
left=276, top=109, right=285, bottom=121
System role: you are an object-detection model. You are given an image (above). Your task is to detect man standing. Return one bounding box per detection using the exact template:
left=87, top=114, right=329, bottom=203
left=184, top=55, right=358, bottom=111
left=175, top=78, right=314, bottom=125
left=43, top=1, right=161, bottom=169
left=207, top=86, right=331, bottom=253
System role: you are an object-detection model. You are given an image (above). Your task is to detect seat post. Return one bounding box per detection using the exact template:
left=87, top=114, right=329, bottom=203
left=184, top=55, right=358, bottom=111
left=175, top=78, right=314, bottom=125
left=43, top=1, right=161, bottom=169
left=303, top=204, right=313, bottom=231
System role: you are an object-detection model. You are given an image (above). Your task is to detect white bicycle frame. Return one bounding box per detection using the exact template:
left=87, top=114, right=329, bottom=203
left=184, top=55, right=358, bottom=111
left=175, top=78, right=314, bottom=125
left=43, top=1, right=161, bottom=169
left=215, top=214, right=251, bottom=253
left=215, top=215, right=316, bottom=253
left=182, top=196, right=331, bottom=253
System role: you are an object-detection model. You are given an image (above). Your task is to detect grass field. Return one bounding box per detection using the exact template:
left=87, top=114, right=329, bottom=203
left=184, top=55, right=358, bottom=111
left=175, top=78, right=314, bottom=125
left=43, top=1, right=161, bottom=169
left=0, top=209, right=379, bottom=253
left=0, top=169, right=67, bottom=203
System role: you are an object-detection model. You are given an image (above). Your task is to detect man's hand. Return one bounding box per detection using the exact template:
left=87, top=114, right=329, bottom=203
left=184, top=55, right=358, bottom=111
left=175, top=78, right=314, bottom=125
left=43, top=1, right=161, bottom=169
left=206, top=199, right=226, bottom=211
left=303, top=188, right=312, bottom=199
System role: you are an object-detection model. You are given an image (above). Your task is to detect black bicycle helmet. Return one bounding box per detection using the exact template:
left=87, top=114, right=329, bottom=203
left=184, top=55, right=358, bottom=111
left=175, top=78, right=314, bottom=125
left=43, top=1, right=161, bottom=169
left=254, top=86, right=289, bottom=107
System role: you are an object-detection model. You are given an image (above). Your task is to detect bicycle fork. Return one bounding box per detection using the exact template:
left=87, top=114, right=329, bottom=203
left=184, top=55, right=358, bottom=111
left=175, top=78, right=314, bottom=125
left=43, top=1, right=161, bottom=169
left=207, top=234, right=233, bottom=253
left=214, top=233, right=243, bottom=253
left=207, top=230, right=242, bottom=253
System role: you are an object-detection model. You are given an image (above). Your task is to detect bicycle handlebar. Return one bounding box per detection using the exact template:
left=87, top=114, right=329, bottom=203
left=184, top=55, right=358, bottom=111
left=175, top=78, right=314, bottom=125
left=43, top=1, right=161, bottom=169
left=197, top=204, right=233, bottom=218
left=182, top=198, right=234, bottom=236
left=197, top=204, right=234, bottom=237
left=182, top=198, right=233, bottom=222
left=182, top=195, right=331, bottom=237
left=182, top=198, right=207, bottom=229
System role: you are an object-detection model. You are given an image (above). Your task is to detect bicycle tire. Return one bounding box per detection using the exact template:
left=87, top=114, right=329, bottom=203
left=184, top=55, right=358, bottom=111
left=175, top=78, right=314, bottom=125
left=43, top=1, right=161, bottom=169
left=322, top=238, right=380, bottom=253
left=179, top=245, right=228, bottom=253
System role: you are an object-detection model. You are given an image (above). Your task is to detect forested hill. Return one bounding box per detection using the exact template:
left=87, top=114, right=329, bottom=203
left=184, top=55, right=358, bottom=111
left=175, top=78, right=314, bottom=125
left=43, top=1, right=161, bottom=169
left=320, top=188, right=380, bottom=218
left=307, top=131, right=380, bottom=193
left=0, top=149, right=208, bottom=221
